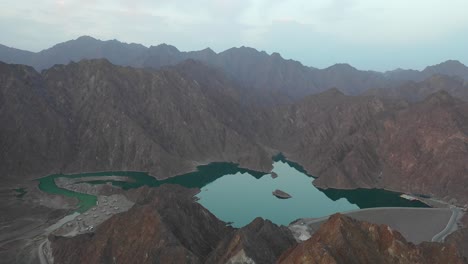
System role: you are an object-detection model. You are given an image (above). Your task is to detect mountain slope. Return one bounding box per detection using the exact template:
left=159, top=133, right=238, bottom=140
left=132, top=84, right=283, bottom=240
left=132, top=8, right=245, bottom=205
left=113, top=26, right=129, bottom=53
left=50, top=186, right=465, bottom=264
left=278, top=214, right=466, bottom=264
left=0, top=59, right=272, bottom=181
left=0, top=62, right=74, bottom=181
left=270, top=89, right=468, bottom=204
left=50, top=185, right=297, bottom=264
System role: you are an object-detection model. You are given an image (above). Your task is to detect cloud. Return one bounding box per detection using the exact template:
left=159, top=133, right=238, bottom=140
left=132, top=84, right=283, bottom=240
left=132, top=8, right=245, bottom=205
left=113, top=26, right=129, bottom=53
left=0, top=0, right=467, bottom=70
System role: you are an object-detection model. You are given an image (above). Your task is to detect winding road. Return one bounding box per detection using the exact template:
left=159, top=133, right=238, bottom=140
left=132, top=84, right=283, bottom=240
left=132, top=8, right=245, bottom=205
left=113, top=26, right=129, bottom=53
left=431, top=206, right=462, bottom=242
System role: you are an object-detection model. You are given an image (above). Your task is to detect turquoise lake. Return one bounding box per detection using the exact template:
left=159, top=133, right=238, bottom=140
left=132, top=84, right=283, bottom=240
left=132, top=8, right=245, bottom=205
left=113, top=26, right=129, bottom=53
left=38, top=158, right=428, bottom=227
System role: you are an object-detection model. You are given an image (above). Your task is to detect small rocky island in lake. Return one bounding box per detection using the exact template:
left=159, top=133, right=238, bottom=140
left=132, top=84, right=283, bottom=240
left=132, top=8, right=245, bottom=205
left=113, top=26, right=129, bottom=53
left=272, top=189, right=292, bottom=199
left=271, top=172, right=278, bottom=179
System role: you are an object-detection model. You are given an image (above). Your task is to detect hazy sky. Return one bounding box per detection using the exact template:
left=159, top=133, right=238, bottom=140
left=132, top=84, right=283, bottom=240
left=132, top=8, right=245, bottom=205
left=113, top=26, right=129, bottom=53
left=1, top=0, right=467, bottom=71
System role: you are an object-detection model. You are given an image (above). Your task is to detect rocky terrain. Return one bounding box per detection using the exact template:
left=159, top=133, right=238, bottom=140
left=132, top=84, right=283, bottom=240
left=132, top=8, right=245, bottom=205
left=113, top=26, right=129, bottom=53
left=269, top=89, right=468, bottom=205
left=278, top=213, right=465, bottom=264
left=0, top=59, right=272, bottom=183
left=447, top=228, right=468, bottom=260
left=47, top=185, right=466, bottom=264
left=1, top=37, right=468, bottom=263
left=49, top=185, right=297, bottom=264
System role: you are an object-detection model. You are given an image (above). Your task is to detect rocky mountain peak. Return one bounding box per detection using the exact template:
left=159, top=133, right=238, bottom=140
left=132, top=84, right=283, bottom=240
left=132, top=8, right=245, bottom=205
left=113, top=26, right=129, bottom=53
left=326, top=63, right=357, bottom=72
left=278, top=214, right=466, bottom=264
left=149, top=43, right=180, bottom=54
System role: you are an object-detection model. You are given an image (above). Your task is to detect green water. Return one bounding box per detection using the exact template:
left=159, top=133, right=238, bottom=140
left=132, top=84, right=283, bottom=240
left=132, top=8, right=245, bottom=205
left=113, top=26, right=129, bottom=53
left=38, top=159, right=428, bottom=226
left=37, top=163, right=265, bottom=212
left=38, top=174, right=98, bottom=213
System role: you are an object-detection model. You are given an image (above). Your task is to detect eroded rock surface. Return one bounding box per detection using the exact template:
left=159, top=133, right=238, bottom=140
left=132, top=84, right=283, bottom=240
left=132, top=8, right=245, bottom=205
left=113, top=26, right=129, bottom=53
left=278, top=214, right=466, bottom=264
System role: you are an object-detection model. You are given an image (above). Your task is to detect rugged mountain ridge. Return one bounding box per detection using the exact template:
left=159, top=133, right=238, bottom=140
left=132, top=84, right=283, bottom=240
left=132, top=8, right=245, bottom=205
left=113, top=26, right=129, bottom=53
left=50, top=185, right=466, bottom=264
left=1, top=58, right=467, bottom=205
left=0, top=59, right=272, bottom=182
left=50, top=185, right=297, bottom=264
left=385, top=60, right=468, bottom=81
left=270, top=89, right=468, bottom=204
left=2, top=36, right=468, bottom=100
left=278, top=213, right=466, bottom=264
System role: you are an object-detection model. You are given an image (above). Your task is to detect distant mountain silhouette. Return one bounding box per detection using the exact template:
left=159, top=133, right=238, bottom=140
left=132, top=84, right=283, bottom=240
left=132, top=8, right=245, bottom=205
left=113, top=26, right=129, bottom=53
left=365, top=74, right=468, bottom=102
left=385, top=60, right=468, bottom=81
left=2, top=36, right=467, bottom=100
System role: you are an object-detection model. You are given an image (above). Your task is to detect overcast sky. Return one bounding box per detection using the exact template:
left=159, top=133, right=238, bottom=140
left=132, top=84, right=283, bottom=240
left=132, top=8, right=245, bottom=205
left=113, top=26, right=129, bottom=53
left=1, top=0, right=467, bottom=71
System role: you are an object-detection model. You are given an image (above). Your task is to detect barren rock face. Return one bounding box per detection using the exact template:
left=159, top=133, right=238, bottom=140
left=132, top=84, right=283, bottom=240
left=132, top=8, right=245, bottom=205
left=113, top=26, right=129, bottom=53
left=0, top=60, right=272, bottom=182
left=50, top=185, right=231, bottom=264
left=50, top=185, right=296, bottom=264
left=278, top=214, right=466, bottom=264
left=446, top=228, right=468, bottom=260
left=377, top=91, right=468, bottom=203
left=270, top=89, right=468, bottom=205
left=206, top=217, right=296, bottom=264
left=50, top=187, right=466, bottom=264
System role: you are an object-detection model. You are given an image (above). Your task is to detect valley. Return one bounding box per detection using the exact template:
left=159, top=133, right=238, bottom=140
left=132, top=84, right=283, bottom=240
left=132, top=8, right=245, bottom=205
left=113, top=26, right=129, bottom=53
left=0, top=36, right=467, bottom=263
left=36, top=158, right=428, bottom=227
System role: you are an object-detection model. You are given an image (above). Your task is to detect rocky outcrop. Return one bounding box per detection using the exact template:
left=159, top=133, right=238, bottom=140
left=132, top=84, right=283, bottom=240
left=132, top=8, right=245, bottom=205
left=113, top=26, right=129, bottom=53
left=50, top=185, right=296, bottom=264
left=272, top=189, right=292, bottom=199
left=278, top=214, right=466, bottom=264
left=50, top=185, right=232, bottom=264
left=206, top=218, right=296, bottom=264
left=446, top=228, right=468, bottom=260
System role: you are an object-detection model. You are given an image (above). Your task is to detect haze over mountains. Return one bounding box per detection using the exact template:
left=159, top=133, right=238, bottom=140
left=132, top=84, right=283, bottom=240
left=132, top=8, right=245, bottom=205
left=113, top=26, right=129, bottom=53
left=1, top=36, right=468, bottom=263
left=1, top=36, right=468, bottom=101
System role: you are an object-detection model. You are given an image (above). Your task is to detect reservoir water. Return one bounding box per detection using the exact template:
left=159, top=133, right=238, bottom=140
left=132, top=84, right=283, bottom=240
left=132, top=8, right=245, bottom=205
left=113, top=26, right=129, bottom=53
left=38, top=158, right=428, bottom=226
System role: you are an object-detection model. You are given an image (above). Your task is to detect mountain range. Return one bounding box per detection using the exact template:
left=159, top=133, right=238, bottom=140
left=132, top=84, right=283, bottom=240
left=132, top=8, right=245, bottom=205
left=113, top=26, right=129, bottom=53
left=1, top=54, right=467, bottom=205
left=2, top=36, right=468, bottom=101
left=1, top=36, right=468, bottom=263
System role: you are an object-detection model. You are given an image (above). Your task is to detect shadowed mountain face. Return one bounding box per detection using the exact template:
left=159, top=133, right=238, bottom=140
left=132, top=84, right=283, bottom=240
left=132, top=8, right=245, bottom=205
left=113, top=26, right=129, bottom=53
left=278, top=213, right=466, bottom=264
left=1, top=58, right=468, bottom=205
left=0, top=62, right=74, bottom=180
left=2, top=36, right=468, bottom=100
left=50, top=186, right=465, bottom=264
left=0, top=59, right=272, bottom=181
